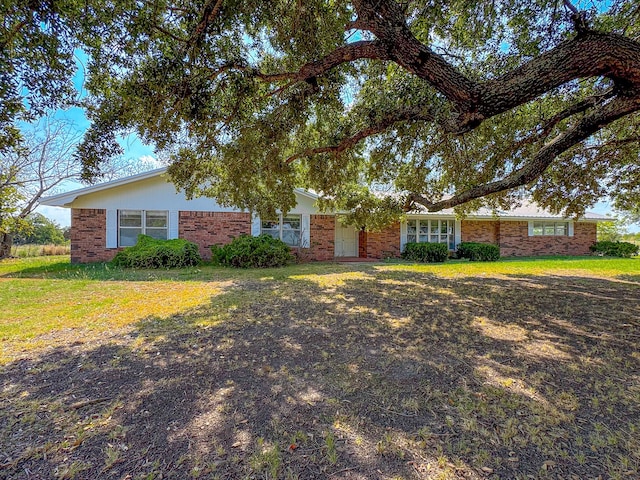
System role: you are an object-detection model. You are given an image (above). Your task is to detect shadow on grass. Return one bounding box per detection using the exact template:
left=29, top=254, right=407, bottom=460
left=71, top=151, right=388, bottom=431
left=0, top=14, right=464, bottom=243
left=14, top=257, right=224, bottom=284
left=1, top=269, right=639, bottom=479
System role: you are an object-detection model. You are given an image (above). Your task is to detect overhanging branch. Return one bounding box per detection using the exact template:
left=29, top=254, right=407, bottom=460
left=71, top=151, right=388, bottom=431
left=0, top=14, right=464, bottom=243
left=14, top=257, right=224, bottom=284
left=285, top=105, right=435, bottom=164
left=411, top=94, right=640, bottom=212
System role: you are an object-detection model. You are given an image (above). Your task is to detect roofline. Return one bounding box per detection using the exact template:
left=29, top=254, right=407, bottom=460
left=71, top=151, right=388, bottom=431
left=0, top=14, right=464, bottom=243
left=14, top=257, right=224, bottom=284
left=40, top=167, right=169, bottom=206
left=405, top=213, right=610, bottom=221
left=293, top=188, right=319, bottom=200
left=40, top=167, right=321, bottom=207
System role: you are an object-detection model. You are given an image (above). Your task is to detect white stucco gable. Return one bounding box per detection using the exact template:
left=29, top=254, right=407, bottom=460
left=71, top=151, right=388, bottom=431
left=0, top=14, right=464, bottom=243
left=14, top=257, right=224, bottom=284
left=40, top=168, right=321, bottom=215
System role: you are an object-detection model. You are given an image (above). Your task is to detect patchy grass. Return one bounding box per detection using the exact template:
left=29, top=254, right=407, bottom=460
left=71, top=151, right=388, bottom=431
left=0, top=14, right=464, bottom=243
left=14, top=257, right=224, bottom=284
left=0, top=256, right=639, bottom=479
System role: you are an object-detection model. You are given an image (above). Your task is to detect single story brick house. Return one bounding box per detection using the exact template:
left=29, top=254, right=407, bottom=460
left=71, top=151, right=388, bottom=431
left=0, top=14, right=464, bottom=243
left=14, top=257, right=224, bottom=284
left=41, top=168, right=608, bottom=263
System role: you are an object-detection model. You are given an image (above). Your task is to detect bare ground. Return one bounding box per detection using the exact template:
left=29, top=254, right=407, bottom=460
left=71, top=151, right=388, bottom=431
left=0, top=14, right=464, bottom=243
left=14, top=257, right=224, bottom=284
left=1, top=266, right=639, bottom=479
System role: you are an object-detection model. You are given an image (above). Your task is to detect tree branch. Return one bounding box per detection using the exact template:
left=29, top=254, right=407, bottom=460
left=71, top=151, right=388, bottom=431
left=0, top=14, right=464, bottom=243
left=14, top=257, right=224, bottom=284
left=188, top=0, right=224, bottom=48
left=249, top=40, right=391, bottom=84
left=153, top=24, right=189, bottom=43
left=411, top=94, right=640, bottom=212
left=498, top=89, right=615, bottom=158
left=285, top=105, right=435, bottom=164
left=479, top=32, right=640, bottom=120
left=350, top=1, right=640, bottom=134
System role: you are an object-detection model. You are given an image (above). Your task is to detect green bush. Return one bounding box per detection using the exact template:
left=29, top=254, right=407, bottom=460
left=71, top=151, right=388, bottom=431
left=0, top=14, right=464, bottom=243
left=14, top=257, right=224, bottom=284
left=456, top=242, right=500, bottom=261
left=111, top=235, right=201, bottom=268
left=590, top=240, right=639, bottom=258
left=211, top=234, right=294, bottom=268
left=402, top=242, right=449, bottom=263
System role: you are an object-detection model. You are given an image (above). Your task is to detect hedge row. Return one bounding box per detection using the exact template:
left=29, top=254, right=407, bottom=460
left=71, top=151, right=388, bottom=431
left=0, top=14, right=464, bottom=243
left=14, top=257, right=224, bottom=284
left=111, top=235, right=201, bottom=268
left=590, top=241, right=639, bottom=258
left=211, top=234, right=294, bottom=268
left=456, top=242, right=501, bottom=262
left=402, top=242, right=449, bottom=263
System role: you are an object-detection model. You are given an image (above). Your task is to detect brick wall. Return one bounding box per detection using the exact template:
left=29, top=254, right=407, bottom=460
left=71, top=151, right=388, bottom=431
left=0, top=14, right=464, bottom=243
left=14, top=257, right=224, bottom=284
left=305, top=215, right=335, bottom=261
left=179, top=211, right=251, bottom=259
left=363, top=223, right=401, bottom=259
left=71, top=209, right=122, bottom=263
left=358, top=230, right=367, bottom=258
left=461, top=220, right=500, bottom=244
left=499, top=221, right=596, bottom=256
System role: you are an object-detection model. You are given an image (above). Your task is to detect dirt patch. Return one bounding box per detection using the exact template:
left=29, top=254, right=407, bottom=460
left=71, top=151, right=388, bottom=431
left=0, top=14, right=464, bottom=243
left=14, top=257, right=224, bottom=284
left=1, top=268, right=639, bottom=479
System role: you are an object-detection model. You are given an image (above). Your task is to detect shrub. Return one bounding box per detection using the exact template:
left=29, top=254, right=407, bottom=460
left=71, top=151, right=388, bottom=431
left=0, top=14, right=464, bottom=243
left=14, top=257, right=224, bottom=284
left=456, top=242, right=500, bottom=261
left=590, top=241, right=639, bottom=258
left=211, top=234, right=294, bottom=268
left=402, top=242, right=449, bottom=263
left=111, top=235, right=201, bottom=268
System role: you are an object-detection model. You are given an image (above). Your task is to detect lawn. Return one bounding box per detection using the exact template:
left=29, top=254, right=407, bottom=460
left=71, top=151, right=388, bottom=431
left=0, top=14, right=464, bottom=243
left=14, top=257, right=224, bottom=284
left=0, top=255, right=639, bottom=479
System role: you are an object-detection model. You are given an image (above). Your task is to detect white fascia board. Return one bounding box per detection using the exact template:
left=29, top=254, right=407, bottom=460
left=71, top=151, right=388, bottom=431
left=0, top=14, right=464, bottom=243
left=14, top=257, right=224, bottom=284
left=40, top=167, right=169, bottom=207
left=464, top=214, right=611, bottom=222
left=294, top=188, right=320, bottom=201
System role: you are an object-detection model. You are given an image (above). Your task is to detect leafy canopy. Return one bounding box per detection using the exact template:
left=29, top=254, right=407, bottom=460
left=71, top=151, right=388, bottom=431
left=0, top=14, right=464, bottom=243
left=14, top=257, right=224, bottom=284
left=2, top=0, right=640, bottom=223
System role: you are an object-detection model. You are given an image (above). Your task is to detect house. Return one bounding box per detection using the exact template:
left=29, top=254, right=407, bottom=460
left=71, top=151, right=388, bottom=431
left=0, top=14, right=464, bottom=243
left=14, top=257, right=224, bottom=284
left=41, top=168, right=608, bottom=263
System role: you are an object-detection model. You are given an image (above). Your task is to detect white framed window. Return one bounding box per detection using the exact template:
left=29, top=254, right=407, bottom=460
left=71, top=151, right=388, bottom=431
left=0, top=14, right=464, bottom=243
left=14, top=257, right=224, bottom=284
left=531, top=221, right=569, bottom=236
left=261, top=214, right=301, bottom=246
left=406, top=219, right=455, bottom=250
left=118, top=210, right=168, bottom=246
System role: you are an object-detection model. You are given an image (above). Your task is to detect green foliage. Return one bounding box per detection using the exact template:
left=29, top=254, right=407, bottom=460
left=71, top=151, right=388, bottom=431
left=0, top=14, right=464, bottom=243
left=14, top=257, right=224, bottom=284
left=597, top=220, right=628, bottom=242
left=401, top=242, right=449, bottom=263
left=456, top=242, right=501, bottom=262
left=111, top=235, right=201, bottom=268
left=211, top=234, right=294, bottom=268
left=317, top=187, right=404, bottom=231
left=14, top=213, right=66, bottom=245
left=589, top=241, right=639, bottom=258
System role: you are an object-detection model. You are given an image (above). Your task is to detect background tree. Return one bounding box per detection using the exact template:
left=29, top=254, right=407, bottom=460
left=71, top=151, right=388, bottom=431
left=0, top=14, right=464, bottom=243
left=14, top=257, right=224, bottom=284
left=596, top=220, right=628, bottom=242
left=13, top=212, right=66, bottom=245
left=2, top=1, right=640, bottom=223
left=0, top=118, right=81, bottom=257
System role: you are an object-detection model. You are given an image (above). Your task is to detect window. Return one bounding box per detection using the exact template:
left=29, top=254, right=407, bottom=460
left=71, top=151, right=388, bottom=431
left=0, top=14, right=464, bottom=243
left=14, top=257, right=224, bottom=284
left=261, top=214, right=301, bottom=246
left=406, top=219, right=455, bottom=250
left=119, top=210, right=168, bottom=246
left=532, top=221, right=569, bottom=236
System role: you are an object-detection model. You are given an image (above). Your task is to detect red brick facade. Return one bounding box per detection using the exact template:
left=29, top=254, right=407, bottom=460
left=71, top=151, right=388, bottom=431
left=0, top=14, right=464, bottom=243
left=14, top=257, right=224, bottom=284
left=70, top=209, right=123, bottom=263
left=179, top=211, right=251, bottom=259
left=461, top=220, right=597, bottom=256
left=307, top=215, right=335, bottom=261
left=497, top=221, right=596, bottom=256
left=359, top=223, right=402, bottom=259
left=70, top=208, right=598, bottom=263
left=461, top=220, right=500, bottom=244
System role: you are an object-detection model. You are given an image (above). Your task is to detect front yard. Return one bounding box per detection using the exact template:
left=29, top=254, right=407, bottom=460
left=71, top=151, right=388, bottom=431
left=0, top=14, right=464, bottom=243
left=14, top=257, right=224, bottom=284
left=1, top=256, right=639, bottom=479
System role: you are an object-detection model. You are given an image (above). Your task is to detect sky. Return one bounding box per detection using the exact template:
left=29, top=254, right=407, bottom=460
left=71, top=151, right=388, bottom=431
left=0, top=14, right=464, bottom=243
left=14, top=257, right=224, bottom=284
left=29, top=49, right=637, bottom=232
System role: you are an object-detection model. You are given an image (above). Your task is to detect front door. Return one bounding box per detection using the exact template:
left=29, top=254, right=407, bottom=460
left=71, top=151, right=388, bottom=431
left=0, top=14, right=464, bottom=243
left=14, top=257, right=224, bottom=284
left=335, top=223, right=358, bottom=257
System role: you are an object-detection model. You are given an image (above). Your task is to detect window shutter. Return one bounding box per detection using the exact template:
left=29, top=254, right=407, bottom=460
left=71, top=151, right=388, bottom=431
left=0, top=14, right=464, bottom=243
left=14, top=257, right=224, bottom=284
left=568, top=222, right=574, bottom=237
left=454, top=220, right=462, bottom=248
left=251, top=213, right=261, bottom=236
left=106, top=209, right=118, bottom=248
left=301, top=214, right=310, bottom=248
left=400, top=221, right=407, bottom=251
left=528, top=221, right=534, bottom=237
left=168, top=211, right=179, bottom=239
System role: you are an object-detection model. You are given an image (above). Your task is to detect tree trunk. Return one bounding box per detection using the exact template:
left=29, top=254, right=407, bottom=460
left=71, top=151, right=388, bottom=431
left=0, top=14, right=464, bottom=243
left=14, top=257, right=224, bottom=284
left=0, top=232, right=13, bottom=259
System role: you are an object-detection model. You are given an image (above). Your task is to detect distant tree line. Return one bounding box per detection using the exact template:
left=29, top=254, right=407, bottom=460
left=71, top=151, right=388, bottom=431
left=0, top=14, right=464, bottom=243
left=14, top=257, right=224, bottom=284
left=13, top=213, right=69, bottom=245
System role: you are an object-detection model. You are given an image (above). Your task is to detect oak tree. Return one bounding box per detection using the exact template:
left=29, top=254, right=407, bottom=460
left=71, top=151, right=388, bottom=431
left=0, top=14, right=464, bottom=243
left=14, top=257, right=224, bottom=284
left=2, top=0, right=640, bottom=221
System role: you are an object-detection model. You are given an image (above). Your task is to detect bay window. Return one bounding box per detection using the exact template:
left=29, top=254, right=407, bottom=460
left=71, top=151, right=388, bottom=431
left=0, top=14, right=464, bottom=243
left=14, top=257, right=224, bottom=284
left=407, top=219, right=455, bottom=250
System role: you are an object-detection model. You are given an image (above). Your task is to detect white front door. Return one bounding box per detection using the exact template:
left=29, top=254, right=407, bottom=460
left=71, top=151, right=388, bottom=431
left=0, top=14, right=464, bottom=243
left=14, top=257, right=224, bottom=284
left=335, top=223, right=358, bottom=257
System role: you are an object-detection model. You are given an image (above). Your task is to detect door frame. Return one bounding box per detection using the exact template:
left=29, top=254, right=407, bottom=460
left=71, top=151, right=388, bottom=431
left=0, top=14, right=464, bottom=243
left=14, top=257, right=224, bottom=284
left=334, top=222, right=359, bottom=257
